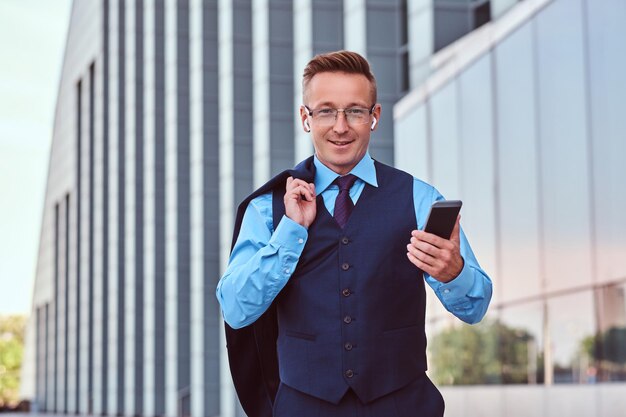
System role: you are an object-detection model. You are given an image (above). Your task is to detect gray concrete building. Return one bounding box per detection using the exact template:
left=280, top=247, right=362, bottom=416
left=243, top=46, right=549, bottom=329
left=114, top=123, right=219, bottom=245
left=21, top=1, right=626, bottom=417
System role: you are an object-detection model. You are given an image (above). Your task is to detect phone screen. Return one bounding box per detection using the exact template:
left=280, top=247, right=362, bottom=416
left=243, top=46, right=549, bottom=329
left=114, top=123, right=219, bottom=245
left=423, top=200, right=462, bottom=239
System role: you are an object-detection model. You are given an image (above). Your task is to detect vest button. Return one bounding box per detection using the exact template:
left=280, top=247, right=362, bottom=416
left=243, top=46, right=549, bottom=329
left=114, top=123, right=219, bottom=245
left=344, top=342, right=353, bottom=351
left=345, top=369, right=354, bottom=378
left=341, top=237, right=350, bottom=245
left=341, top=263, right=350, bottom=271
left=342, top=288, right=351, bottom=297
left=343, top=315, right=352, bottom=324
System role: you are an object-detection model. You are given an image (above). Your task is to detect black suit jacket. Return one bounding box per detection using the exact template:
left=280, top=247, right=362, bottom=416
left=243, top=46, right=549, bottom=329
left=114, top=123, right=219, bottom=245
left=224, top=157, right=316, bottom=417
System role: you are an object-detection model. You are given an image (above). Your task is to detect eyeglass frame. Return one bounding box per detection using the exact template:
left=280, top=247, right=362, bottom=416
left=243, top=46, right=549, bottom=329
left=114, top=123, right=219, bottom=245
left=303, top=104, right=377, bottom=126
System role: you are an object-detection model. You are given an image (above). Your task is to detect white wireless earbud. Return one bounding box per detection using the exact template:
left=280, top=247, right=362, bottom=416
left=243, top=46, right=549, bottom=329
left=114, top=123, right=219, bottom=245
left=304, top=119, right=311, bottom=132
left=371, top=117, right=377, bottom=130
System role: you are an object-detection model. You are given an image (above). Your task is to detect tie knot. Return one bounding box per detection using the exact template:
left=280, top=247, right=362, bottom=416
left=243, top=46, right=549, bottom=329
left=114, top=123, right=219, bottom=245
left=335, top=174, right=358, bottom=191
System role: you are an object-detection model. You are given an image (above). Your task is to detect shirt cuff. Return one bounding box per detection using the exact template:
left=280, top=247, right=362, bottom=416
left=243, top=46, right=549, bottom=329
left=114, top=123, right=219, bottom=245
left=269, top=215, right=308, bottom=253
left=436, top=261, right=475, bottom=302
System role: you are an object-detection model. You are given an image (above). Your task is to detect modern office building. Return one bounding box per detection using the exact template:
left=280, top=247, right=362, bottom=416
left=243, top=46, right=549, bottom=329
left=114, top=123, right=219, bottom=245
left=395, top=0, right=626, bottom=415
left=21, top=0, right=626, bottom=417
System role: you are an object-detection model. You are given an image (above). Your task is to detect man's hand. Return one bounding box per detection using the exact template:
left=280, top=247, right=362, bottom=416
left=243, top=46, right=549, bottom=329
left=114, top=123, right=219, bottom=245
left=284, top=177, right=317, bottom=228
left=406, top=215, right=464, bottom=283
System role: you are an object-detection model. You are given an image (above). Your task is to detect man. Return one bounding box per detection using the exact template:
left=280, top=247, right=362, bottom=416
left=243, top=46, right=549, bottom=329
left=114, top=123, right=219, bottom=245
left=216, top=50, right=492, bottom=417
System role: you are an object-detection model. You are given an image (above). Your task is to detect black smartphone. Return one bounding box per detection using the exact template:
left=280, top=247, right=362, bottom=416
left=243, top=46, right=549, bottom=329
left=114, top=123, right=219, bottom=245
left=423, top=200, right=462, bottom=239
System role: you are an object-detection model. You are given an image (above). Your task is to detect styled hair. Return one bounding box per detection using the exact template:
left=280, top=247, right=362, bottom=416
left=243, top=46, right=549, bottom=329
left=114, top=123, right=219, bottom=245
left=302, top=50, right=377, bottom=103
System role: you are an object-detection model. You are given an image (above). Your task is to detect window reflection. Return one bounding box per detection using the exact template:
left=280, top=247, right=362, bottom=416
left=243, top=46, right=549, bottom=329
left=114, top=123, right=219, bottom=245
left=428, top=315, right=501, bottom=385
left=499, top=302, right=544, bottom=384
left=427, top=285, right=626, bottom=386
left=547, top=292, right=595, bottom=384
left=428, top=304, right=545, bottom=386
left=594, top=283, right=626, bottom=382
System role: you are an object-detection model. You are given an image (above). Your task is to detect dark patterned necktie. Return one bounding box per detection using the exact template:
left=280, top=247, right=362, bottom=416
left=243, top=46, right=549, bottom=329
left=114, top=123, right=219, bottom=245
left=333, top=174, right=358, bottom=228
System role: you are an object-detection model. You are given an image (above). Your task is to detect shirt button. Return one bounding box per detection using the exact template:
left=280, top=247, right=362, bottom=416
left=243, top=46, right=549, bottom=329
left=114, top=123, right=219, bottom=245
left=298, top=238, right=304, bottom=244
left=443, top=289, right=450, bottom=294
left=341, top=263, right=350, bottom=271
left=345, top=369, right=354, bottom=378
left=343, top=316, right=352, bottom=324
left=344, top=342, right=353, bottom=351
left=284, top=268, right=290, bottom=274
left=341, top=237, right=350, bottom=245
left=342, top=288, right=351, bottom=297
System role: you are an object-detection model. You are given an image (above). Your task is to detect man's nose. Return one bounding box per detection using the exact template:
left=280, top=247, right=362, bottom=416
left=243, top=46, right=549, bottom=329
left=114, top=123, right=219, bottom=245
left=333, top=111, right=349, bottom=134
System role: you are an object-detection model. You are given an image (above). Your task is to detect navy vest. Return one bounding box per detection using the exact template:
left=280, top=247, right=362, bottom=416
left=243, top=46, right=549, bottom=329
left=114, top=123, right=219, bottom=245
left=276, top=161, right=426, bottom=404
left=225, top=158, right=427, bottom=415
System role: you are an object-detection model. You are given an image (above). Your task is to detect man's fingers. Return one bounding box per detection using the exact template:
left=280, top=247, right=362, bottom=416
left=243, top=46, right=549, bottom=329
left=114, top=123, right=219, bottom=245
left=407, top=250, right=440, bottom=273
left=287, top=184, right=315, bottom=202
left=287, top=178, right=316, bottom=197
left=407, top=251, right=426, bottom=269
left=406, top=242, right=436, bottom=266
left=410, top=236, right=440, bottom=257
left=408, top=228, right=461, bottom=279
left=411, top=229, right=449, bottom=249
left=284, top=177, right=317, bottom=228
left=285, top=177, right=316, bottom=200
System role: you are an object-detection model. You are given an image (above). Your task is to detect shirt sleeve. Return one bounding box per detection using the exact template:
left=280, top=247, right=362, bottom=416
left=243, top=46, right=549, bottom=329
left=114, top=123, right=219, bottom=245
left=216, top=193, right=308, bottom=329
left=413, top=179, right=493, bottom=324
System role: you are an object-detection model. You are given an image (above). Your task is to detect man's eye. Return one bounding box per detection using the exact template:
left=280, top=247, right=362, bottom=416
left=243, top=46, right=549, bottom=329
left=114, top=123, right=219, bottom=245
left=346, top=108, right=367, bottom=115
left=317, top=109, right=335, bottom=115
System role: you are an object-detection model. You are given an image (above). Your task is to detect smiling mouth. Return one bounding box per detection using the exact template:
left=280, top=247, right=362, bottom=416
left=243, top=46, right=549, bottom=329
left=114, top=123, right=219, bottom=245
left=329, top=140, right=354, bottom=146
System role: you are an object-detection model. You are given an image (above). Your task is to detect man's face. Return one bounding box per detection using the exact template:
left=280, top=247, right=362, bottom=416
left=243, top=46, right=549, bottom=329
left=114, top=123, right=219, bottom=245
left=300, top=72, right=381, bottom=175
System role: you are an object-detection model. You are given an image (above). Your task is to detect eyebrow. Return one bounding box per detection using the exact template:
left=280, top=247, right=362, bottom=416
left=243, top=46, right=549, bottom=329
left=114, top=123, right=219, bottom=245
left=314, top=101, right=369, bottom=108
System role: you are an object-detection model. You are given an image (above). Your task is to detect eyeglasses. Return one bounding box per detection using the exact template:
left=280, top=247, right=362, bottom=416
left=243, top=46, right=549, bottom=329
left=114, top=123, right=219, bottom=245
left=304, top=105, right=375, bottom=126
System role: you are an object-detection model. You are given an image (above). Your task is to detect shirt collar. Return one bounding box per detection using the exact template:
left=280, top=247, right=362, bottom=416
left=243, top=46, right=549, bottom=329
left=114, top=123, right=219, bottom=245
left=313, top=152, right=379, bottom=193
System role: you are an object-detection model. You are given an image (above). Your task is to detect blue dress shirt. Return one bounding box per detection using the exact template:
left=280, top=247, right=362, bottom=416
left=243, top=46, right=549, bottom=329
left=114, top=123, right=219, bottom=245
left=217, top=153, right=492, bottom=329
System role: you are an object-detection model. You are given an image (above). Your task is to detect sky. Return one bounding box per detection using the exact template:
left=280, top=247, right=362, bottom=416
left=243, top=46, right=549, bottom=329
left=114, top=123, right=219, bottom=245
left=0, top=0, right=73, bottom=315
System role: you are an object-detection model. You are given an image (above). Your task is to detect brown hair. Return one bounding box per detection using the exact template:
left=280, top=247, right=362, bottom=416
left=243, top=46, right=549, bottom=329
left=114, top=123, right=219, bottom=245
left=302, top=50, right=377, bottom=103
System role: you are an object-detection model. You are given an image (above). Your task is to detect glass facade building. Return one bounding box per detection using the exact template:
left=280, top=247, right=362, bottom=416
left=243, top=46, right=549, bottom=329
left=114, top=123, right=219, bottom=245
left=22, top=0, right=626, bottom=416
left=395, top=0, right=626, bottom=415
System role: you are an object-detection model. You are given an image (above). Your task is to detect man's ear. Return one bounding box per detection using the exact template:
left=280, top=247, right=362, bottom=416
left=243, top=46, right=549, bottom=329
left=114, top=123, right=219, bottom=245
left=371, top=104, right=382, bottom=131
left=300, top=105, right=310, bottom=132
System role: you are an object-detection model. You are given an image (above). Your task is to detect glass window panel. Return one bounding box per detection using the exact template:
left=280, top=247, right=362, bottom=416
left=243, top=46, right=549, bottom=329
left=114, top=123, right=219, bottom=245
left=429, top=80, right=460, bottom=197
left=408, top=6, right=432, bottom=62
left=586, top=0, right=626, bottom=283
left=233, top=2, right=252, bottom=38
left=547, top=291, right=595, bottom=384
left=491, top=0, right=518, bottom=19
left=425, top=289, right=452, bottom=327
left=269, top=78, right=293, bottom=111
left=499, top=302, right=544, bottom=384
left=368, top=53, right=400, bottom=97
left=233, top=42, right=253, bottom=76
left=535, top=0, right=593, bottom=292
left=494, top=22, right=542, bottom=302
left=427, top=315, right=502, bottom=385
left=594, top=283, right=626, bottom=382
left=312, top=5, right=343, bottom=45
left=394, top=104, right=429, bottom=181
left=457, top=53, right=497, bottom=287
left=366, top=9, right=398, bottom=49
left=269, top=6, right=292, bottom=42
